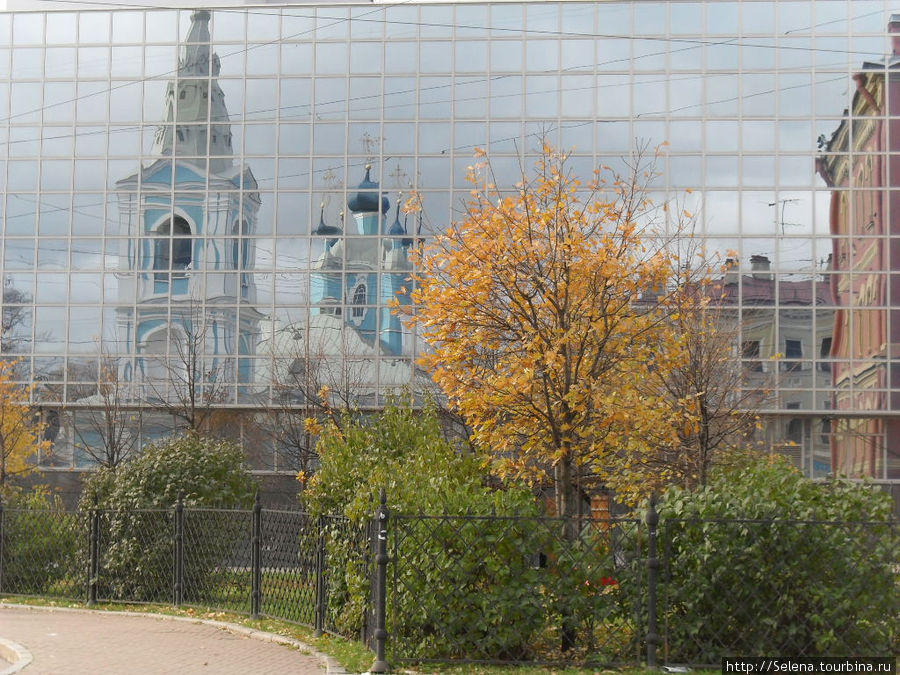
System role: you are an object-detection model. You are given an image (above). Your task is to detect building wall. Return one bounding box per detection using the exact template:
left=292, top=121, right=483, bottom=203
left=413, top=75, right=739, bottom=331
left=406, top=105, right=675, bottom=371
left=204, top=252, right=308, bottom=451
left=818, top=42, right=900, bottom=478
left=0, top=2, right=897, bottom=482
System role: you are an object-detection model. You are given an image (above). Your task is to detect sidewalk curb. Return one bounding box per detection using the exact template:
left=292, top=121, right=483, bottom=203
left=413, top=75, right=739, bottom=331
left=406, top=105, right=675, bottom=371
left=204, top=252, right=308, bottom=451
left=0, top=636, right=33, bottom=675
left=0, top=603, right=348, bottom=674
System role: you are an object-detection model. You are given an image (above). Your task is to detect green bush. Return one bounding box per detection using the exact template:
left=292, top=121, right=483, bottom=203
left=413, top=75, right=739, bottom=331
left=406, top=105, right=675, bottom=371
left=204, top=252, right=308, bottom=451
left=79, top=435, right=256, bottom=602
left=80, top=434, right=257, bottom=510
left=537, top=522, right=643, bottom=662
left=0, top=487, right=81, bottom=596
left=640, top=457, right=898, bottom=662
left=303, top=403, right=547, bottom=660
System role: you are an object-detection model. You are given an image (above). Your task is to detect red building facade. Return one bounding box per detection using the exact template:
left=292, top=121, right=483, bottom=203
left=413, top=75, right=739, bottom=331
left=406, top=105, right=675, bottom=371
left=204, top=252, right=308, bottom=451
left=817, top=16, right=900, bottom=478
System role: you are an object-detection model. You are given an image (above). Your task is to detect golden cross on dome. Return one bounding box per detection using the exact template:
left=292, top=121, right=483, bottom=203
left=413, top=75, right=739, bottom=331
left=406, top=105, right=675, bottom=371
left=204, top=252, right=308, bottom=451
left=388, top=163, right=408, bottom=188
left=360, top=132, right=381, bottom=160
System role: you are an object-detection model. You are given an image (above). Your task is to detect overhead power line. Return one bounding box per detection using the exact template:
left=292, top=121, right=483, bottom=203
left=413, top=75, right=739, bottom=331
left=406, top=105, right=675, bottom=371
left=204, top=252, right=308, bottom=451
left=0, top=4, right=888, bottom=125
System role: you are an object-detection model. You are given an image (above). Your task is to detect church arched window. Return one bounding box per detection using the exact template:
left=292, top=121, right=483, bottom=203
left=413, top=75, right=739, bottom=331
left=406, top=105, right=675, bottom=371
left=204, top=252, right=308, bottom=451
left=231, top=223, right=240, bottom=270
left=154, top=217, right=192, bottom=281
left=351, top=283, right=367, bottom=319
left=231, top=220, right=250, bottom=269
left=231, top=220, right=251, bottom=293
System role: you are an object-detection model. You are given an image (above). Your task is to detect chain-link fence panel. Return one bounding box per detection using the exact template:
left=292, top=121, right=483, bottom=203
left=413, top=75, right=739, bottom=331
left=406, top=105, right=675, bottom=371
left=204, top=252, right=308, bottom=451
left=0, top=508, right=85, bottom=599
left=661, top=519, right=900, bottom=665
left=320, top=514, right=372, bottom=641
left=259, top=509, right=319, bottom=626
left=95, top=508, right=174, bottom=603
left=182, top=508, right=252, bottom=611
left=387, top=515, right=643, bottom=666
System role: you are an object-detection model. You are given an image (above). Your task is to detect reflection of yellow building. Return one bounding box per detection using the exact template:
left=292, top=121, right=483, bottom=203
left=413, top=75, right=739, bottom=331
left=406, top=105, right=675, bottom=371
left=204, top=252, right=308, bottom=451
left=816, top=16, right=900, bottom=479
left=723, top=256, right=835, bottom=475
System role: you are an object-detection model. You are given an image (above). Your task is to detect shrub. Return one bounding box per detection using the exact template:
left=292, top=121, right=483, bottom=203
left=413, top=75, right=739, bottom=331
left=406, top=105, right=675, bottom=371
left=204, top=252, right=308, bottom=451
left=303, top=403, right=547, bottom=660
left=0, top=487, right=80, bottom=596
left=537, top=521, right=643, bottom=662
left=80, top=434, right=256, bottom=509
left=79, top=435, right=256, bottom=602
left=639, top=457, right=898, bottom=662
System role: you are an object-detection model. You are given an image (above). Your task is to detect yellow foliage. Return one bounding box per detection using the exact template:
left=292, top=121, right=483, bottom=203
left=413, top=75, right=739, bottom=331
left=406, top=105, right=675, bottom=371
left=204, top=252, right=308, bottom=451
left=0, top=360, right=50, bottom=486
left=303, top=417, right=323, bottom=436
left=403, top=146, right=690, bottom=512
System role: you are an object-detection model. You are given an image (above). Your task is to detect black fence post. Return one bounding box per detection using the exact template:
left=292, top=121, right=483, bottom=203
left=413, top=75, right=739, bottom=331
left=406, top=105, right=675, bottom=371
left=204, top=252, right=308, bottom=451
left=251, top=491, right=262, bottom=619
left=88, top=496, right=99, bottom=606
left=314, top=515, right=326, bottom=637
left=174, top=492, right=184, bottom=607
left=646, top=494, right=660, bottom=668
left=370, top=489, right=390, bottom=674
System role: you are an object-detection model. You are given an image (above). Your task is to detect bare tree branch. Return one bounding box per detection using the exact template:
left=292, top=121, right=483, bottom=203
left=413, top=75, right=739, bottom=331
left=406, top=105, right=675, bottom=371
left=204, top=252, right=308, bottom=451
left=68, top=353, right=141, bottom=469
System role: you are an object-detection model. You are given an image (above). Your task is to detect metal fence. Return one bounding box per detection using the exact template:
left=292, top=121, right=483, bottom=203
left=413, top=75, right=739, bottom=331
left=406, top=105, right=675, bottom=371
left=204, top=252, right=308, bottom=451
left=0, top=495, right=368, bottom=643
left=0, top=495, right=897, bottom=670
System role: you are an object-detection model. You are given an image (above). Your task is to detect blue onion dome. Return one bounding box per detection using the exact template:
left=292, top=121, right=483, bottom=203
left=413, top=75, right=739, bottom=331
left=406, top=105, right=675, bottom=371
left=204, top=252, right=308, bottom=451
left=313, top=202, right=342, bottom=238
left=387, top=192, right=406, bottom=236
left=347, top=165, right=391, bottom=215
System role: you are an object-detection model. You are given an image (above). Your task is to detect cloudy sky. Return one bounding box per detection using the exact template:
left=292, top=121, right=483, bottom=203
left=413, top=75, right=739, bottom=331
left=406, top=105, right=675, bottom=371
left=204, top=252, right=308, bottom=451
left=0, top=1, right=888, bottom=357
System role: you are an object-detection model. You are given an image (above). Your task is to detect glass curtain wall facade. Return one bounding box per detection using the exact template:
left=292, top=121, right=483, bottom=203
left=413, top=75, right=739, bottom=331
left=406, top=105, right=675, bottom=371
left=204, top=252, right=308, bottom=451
left=1, top=1, right=899, bottom=480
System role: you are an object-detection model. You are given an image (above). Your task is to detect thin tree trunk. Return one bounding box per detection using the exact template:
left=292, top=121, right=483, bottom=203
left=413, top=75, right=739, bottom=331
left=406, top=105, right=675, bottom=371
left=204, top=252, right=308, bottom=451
left=555, top=453, right=579, bottom=652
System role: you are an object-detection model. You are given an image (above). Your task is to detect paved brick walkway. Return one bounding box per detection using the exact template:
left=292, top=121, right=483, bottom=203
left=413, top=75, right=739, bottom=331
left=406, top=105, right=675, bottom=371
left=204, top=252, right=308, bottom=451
left=0, top=605, right=330, bottom=674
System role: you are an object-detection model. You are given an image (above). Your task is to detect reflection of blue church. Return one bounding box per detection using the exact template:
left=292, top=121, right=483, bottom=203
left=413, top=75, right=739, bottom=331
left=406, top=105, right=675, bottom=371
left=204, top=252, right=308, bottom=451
left=116, top=10, right=262, bottom=391
left=310, top=168, right=413, bottom=356
left=116, top=8, right=411, bottom=405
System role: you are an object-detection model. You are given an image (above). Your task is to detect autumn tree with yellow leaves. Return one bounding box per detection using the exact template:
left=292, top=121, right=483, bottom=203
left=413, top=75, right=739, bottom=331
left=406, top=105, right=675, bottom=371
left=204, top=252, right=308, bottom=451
left=407, top=146, right=697, bottom=518
left=605, top=257, right=766, bottom=502
left=0, top=359, right=50, bottom=487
